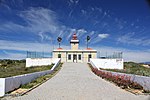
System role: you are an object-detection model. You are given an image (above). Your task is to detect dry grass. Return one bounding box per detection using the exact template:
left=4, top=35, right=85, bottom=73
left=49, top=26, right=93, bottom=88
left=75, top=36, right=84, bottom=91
left=20, top=63, right=63, bottom=89
left=104, top=62, right=150, bottom=77
left=0, top=59, right=53, bottom=78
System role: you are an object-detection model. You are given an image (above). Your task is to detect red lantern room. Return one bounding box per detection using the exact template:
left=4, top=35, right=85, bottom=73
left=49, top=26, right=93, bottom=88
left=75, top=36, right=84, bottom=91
left=72, top=33, right=77, bottom=40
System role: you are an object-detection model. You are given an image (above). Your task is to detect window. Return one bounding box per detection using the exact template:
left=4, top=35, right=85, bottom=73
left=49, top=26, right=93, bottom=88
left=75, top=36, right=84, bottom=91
left=88, top=54, right=92, bottom=58
left=78, top=54, right=81, bottom=60
left=58, top=54, right=61, bottom=58
left=68, top=54, right=71, bottom=60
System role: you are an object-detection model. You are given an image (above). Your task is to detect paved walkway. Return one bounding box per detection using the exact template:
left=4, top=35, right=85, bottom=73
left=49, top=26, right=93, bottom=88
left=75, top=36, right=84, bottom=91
left=7, top=63, right=150, bottom=100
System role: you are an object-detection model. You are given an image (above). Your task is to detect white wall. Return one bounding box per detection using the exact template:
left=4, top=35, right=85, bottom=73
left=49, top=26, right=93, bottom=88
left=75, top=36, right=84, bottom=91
left=90, top=58, right=123, bottom=69
left=5, top=70, right=53, bottom=93
left=26, top=58, right=58, bottom=67
left=0, top=78, right=5, bottom=97
left=0, top=58, right=60, bottom=97
left=50, top=58, right=61, bottom=70
left=91, top=62, right=150, bottom=91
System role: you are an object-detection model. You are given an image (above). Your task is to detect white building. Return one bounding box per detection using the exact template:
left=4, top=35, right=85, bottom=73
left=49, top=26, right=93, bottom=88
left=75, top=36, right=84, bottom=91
left=53, top=33, right=97, bottom=63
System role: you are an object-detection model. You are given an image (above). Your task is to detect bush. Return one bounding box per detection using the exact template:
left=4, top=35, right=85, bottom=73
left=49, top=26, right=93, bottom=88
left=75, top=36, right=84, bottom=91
left=91, top=67, right=143, bottom=90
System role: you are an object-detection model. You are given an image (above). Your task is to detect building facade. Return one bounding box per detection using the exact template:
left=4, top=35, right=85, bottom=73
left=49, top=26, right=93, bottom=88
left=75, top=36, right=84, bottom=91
left=53, top=34, right=97, bottom=63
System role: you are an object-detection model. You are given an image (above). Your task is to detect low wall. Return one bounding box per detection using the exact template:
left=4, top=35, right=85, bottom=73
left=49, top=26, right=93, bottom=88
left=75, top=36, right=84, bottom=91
left=26, top=58, right=58, bottom=67
left=0, top=58, right=60, bottom=97
left=51, top=58, right=61, bottom=70
left=0, top=78, right=5, bottom=96
left=90, top=58, right=123, bottom=69
left=91, top=63, right=150, bottom=91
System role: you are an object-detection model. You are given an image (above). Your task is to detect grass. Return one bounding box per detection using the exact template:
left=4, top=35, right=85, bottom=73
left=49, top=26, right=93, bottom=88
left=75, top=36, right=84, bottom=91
left=20, top=63, right=63, bottom=89
left=0, top=59, right=54, bottom=78
left=103, top=62, right=150, bottom=77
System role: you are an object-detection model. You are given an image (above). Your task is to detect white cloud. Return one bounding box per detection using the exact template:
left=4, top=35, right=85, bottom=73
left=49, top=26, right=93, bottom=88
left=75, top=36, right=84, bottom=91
left=0, top=2, right=11, bottom=11
left=0, top=51, right=26, bottom=60
left=19, top=7, right=60, bottom=34
left=0, top=7, right=62, bottom=38
left=69, top=0, right=74, bottom=3
left=66, top=28, right=87, bottom=39
left=0, top=40, right=53, bottom=52
left=77, top=29, right=87, bottom=33
left=75, top=0, right=79, bottom=4
left=38, top=32, right=44, bottom=41
left=98, top=33, right=109, bottom=39
left=0, top=39, right=71, bottom=59
left=69, top=0, right=79, bottom=4
left=0, top=7, right=80, bottom=41
left=90, top=33, right=109, bottom=44
left=76, top=29, right=87, bottom=38
left=1, top=7, right=112, bottom=44
left=0, top=22, right=26, bottom=34
left=69, top=10, right=73, bottom=17
left=0, top=40, right=71, bottom=53
left=89, top=31, right=95, bottom=36
left=38, top=32, right=52, bottom=42
left=81, top=9, right=86, bottom=15
left=117, top=32, right=150, bottom=46
left=95, top=7, right=102, bottom=13
left=91, top=7, right=95, bottom=11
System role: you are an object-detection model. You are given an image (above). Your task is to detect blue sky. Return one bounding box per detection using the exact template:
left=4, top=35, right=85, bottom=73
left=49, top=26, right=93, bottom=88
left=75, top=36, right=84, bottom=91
left=0, top=0, right=150, bottom=62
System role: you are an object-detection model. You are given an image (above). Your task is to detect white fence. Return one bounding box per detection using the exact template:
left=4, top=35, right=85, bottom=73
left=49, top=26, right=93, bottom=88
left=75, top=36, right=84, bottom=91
left=90, top=58, right=123, bottom=69
left=0, top=58, right=61, bottom=97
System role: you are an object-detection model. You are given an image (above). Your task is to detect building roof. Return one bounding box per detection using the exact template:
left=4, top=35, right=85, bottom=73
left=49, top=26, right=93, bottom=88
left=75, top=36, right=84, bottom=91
left=57, top=48, right=63, bottom=50
left=53, top=49, right=97, bottom=52
left=86, top=48, right=93, bottom=50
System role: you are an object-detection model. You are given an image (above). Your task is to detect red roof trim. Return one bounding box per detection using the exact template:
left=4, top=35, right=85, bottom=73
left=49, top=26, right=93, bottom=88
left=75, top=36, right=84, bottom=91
left=57, top=48, right=63, bottom=50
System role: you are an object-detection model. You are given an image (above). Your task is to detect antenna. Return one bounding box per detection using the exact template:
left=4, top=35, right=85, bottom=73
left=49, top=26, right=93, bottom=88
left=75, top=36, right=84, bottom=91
left=87, top=36, right=90, bottom=48
left=57, top=37, right=62, bottom=48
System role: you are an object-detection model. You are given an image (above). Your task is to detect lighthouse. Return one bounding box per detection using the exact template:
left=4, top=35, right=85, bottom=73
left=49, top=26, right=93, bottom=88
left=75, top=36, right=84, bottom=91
left=70, top=33, right=79, bottom=50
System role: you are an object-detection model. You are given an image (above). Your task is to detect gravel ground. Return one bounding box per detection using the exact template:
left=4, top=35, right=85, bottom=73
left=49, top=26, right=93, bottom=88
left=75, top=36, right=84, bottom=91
left=4, top=63, right=150, bottom=100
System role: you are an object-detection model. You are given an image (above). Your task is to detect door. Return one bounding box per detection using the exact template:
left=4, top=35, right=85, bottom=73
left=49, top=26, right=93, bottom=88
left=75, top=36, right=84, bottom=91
left=73, top=54, right=77, bottom=62
left=88, top=54, right=92, bottom=62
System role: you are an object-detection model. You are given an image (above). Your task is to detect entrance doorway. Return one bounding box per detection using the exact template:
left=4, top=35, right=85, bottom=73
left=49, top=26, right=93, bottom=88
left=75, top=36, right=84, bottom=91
left=73, top=54, right=77, bottom=62
left=88, top=54, right=92, bottom=62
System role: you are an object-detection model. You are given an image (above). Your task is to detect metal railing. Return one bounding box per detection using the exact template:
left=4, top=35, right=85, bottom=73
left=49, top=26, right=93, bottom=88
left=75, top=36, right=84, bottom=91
left=26, top=51, right=52, bottom=58
left=97, top=51, right=123, bottom=59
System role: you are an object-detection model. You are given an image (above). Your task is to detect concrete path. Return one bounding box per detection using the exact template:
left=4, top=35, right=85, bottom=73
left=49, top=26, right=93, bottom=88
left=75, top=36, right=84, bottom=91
left=6, top=63, right=150, bottom=100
